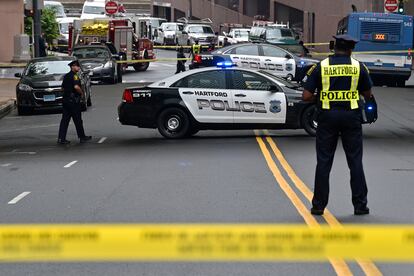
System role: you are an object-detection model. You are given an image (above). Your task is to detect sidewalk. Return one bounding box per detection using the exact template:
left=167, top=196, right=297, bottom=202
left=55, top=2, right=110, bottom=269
left=0, top=78, right=18, bottom=119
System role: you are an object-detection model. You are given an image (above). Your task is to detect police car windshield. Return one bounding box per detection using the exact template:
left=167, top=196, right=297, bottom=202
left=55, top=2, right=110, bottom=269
left=258, top=70, right=301, bottom=89
left=188, top=26, right=214, bottom=34
left=266, top=28, right=295, bottom=39
left=73, top=47, right=110, bottom=59
left=25, top=61, right=69, bottom=77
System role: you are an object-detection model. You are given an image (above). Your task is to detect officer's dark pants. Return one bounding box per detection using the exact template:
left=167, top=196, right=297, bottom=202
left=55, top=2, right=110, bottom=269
left=58, top=101, right=86, bottom=140
left=175, top=62, right=186, bottom=74
left=312, top=109, right=368, bottom=210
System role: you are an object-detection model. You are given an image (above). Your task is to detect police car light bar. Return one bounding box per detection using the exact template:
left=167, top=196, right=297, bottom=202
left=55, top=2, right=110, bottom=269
left=216, top=61, right=234, bottom=68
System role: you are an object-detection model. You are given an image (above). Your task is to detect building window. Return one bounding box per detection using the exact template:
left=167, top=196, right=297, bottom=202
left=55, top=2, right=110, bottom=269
left=243, top=0, right=269, bottom=18
left=274, top=2, right=304, bottom=40
left=216, top=0, right=239, bottom=11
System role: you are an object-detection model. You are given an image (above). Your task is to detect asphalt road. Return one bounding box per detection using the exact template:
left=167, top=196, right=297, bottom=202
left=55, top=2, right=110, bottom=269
left=0, top=56, right=414, bottom=275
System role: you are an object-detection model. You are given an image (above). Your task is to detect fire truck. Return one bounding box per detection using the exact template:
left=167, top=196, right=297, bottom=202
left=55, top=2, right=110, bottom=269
left=68, top=18, right=155, bottom=72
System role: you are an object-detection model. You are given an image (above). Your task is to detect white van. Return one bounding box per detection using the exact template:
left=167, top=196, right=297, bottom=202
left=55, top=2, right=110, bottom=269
left=81, top=0, right=107, bottom=19
left=44, top=0, right=66, bottom=18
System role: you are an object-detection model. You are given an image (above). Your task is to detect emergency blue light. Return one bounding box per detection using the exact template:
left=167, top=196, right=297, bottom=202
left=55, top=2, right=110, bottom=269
left=300, top=61, right=306, bottom=65
left=217, top=61, right=234, bottom=68
left=367, top=105, right=373, bottom=111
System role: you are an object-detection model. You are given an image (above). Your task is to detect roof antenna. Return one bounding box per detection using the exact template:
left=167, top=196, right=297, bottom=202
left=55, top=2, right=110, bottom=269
left=351, top=4, right=357, bottom=12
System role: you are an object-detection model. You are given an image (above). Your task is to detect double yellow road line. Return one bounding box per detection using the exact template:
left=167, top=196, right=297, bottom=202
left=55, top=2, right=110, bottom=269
left=254, top=130, right=382, bottom=276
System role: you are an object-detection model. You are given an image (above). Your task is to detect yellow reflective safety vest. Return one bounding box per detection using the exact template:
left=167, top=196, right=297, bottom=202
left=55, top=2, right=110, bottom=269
left=320, top=57, right=360, bottom=110
left=192, top=44, right=201, bottom=55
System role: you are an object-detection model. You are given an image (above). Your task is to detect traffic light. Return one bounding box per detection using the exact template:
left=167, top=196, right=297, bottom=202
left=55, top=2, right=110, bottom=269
left=398, top=0, right=404, bottom=14
left=24, top=0, right=34, bottom=17
left=24, top=8, right=34, bottom=17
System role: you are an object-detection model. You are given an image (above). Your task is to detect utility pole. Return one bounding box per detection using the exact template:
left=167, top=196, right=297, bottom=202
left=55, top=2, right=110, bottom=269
left=33, top=0, right=42, bottom=57
left=188, top=0, right=192, bottom=19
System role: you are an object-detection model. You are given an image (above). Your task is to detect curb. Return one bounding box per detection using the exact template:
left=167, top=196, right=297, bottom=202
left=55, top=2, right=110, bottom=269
left=0, top=100, right=16, bottom=119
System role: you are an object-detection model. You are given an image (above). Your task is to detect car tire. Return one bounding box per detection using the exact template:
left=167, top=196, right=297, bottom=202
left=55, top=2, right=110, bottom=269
left=17, top=106, right=31, bottom=116
left=301, top=105, right=317, bottom=137
left=157, top=107, right=190, bottom=139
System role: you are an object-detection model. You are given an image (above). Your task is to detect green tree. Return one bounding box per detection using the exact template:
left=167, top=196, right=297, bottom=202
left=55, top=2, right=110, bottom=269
left=24, top=8, right=60, bottom=45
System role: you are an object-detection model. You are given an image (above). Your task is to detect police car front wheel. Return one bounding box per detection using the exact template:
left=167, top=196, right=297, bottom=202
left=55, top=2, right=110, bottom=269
left=301, top=105, right=317, bottom=137
left=157, top=108, right=191, bottom=139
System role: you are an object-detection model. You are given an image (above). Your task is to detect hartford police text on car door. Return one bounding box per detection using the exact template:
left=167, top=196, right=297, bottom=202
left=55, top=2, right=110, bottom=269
left=177, top=70, right=234, bottom=123
left=228, top=70, right=287, bottom=124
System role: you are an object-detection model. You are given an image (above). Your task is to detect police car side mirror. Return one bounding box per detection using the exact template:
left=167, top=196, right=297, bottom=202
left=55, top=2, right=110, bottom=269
left=14, top=72, right=22, bottom=78
left=182, top=31, right=188, bottom=35
left=329, top=40, right=335, bottom=51
left=285, top=54, right=293, bottom=59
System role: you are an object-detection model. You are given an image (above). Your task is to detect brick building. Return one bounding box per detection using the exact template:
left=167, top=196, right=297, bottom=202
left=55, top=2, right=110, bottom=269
left=0, top=0, right=24, bottom=63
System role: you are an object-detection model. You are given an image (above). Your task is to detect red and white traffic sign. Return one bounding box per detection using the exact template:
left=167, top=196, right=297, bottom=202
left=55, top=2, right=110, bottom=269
left=105, top=1, right=118, bottom=15
left=384, top=0, right=398, bottom=13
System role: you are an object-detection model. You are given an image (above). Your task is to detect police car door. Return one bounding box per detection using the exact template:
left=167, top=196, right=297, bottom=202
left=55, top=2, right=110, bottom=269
left=229, top=70, right=287, bottom=124
left=260, top=45, right=296, bottom=79
left=175, top=70, right=233, bottom=123
left=226, top=45, right=262, bottom=70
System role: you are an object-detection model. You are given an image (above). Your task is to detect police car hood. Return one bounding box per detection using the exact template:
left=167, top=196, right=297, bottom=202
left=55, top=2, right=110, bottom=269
left=21, top=74, right=64, bottom=88
left=79, top=58, right=108, bottom=69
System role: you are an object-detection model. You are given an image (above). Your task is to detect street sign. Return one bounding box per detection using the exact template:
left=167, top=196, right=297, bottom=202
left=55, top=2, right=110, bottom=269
left=384, top=0, right=398, bottom=13
left=105, top=1, right=118, bottom=15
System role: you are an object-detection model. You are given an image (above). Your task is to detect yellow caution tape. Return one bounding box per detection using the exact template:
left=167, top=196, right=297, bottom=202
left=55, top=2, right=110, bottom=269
left=1, top=224, right=414, bottom=262
left=303, top=42, right=330, bottom=46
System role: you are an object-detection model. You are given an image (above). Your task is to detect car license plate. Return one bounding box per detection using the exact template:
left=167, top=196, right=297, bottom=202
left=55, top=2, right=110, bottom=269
left=43, top=94, right=56, bottom=102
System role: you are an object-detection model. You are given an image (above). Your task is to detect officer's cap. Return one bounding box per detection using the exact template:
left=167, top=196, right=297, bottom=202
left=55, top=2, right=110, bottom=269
left=333, top=34, right=359, bottom=49
left=68, top=60, right=80, bottom=67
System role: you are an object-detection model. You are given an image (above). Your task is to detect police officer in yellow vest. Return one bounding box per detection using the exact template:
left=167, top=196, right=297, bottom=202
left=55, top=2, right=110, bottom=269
left=303, top=34, right=374, bottom=216
left=189, top=39, right=201, bottom=69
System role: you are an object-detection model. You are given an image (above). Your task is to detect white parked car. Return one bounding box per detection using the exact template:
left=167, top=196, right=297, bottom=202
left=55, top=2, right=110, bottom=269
left=219, top=28, right=250, bottom=45
left=154, top=22, right=189, bottom=46
left=81, top=0, right=107, bottom=19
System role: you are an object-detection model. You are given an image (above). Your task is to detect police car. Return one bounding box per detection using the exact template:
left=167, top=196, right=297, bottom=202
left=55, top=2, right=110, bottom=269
left=118, top=63, right=317, bottom=139
left=193, top=43, right=318, bottom=82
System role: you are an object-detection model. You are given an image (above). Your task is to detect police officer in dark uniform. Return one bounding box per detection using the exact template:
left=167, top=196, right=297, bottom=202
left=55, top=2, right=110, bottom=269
left=302, top=34, right=374, bottom=216
left=175, top=46, right=186, bottom=74
left=57, top=60, right=92, bottom=145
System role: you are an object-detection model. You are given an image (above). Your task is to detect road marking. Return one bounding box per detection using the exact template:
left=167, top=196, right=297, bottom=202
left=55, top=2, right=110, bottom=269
left=98, top=137, right=107, bottom=144
left=262, top=131, right=382, bottom=276
left=64, top=160, right=78, bottom=168
left=1, top=163, right=12, bottom=167
left=0, top=124, right=59, bottom=134
left=8, top=192, right=31, bottom=205
left=254, top=133, right=352, bottom=276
